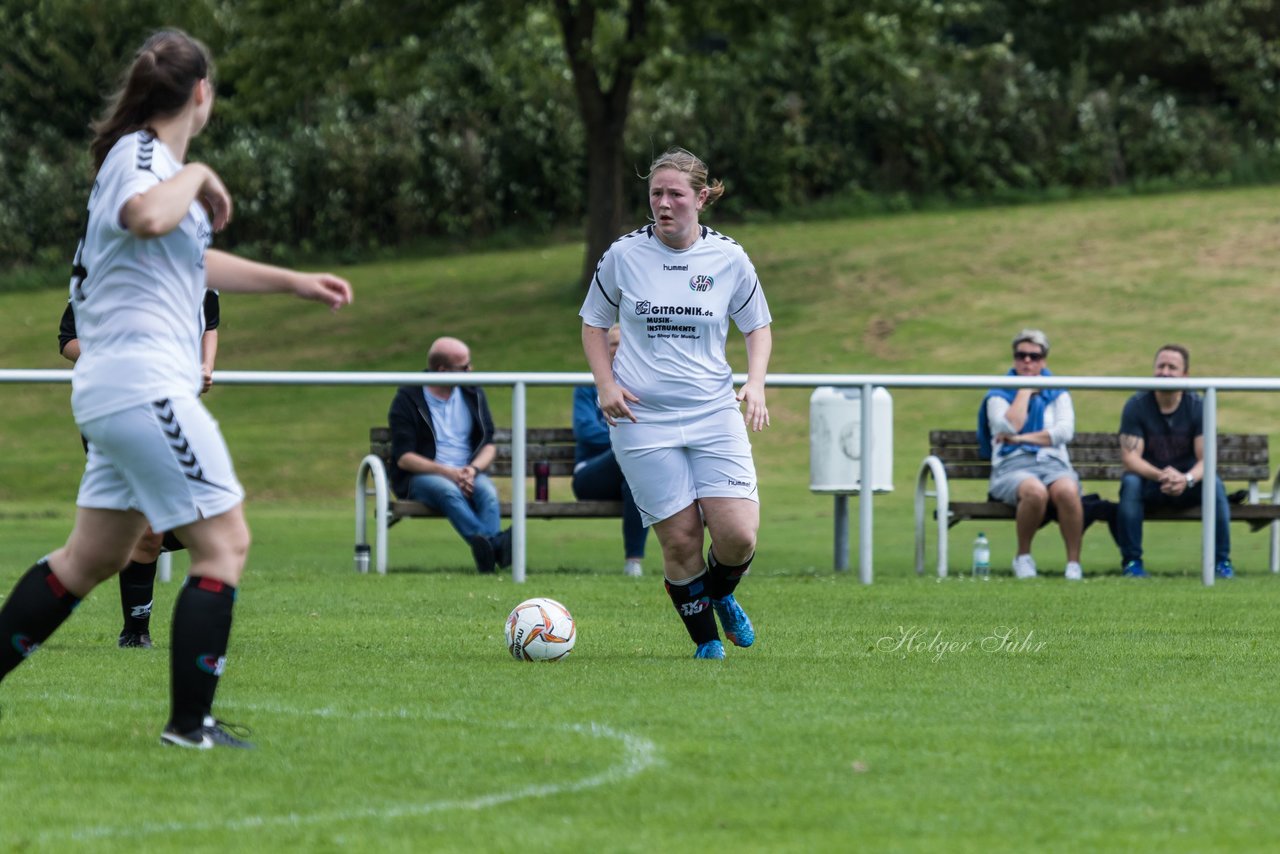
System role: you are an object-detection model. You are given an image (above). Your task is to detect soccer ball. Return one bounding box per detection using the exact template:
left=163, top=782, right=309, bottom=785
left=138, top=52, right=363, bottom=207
left=505, top=597, right=576, bottom=662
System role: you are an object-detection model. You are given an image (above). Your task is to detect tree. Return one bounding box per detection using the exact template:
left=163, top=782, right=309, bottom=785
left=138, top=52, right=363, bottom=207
left=551, top=0, right=651, bottom=287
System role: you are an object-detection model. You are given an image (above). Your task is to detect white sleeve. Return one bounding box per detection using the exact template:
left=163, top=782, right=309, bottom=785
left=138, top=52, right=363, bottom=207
left=579, top=244, right=622, bottom=328
left=1046, top=393, right=1075, bottom=446
left=987, top=396, right=1014, bottom=436
left=728, top=251, right=771, bottom=333
left=102, top=139, right=161, bottom=235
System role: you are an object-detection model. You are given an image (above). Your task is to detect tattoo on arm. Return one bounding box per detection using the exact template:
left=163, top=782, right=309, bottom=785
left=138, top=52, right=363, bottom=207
left=1120, top=434, right=1142, bottom=452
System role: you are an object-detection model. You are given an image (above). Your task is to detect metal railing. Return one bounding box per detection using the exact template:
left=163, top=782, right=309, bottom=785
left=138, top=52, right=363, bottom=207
left=5, top=368, right=1278, bottom=585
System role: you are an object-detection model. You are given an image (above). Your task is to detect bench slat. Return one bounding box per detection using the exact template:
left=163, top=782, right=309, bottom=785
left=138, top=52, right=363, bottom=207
left=391, top=499, right=623, bottom=520
left=931, top=446, right=1268, bottom=465
left=941, top=463, right=1269, bottom=481
left=930, top=430, right=1268, bottom=451
left=945, top=501, right=1280, bottom=522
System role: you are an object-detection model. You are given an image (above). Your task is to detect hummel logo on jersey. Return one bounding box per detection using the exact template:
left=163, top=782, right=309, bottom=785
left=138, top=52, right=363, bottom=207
left=689, top=274, right=714, bottom=292
left=663, top=263, right=688, bottom=271
left=728, top=478, right=751, bottom=487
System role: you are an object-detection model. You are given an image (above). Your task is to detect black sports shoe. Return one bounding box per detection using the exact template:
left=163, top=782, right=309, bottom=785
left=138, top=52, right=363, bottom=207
left=118, top=629, right=153, bottom=649
left=493, top=527, right=513, bottom=569
left=160, top=716, right=254, bottom=750
left=470, top=534, right=496, bottom=574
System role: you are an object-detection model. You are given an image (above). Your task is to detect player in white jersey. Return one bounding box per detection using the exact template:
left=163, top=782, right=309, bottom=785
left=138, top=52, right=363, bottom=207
left=0, top=30, right=353, bottom=749
left=580, top=147, right=773, bottom=659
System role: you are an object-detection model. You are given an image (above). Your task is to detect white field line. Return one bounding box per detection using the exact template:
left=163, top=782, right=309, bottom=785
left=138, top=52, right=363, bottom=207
left=15, top=694, right=660, bottom=843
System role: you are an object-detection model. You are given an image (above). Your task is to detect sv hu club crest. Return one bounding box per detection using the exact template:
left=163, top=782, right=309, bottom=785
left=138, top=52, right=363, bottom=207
left=689, top=274, right=714, bottom=293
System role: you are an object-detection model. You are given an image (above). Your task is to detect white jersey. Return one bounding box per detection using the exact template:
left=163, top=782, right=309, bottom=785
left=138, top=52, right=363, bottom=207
left=579, top=224, right=772, bottom=423
left=69, top=130, right=211, bottom=423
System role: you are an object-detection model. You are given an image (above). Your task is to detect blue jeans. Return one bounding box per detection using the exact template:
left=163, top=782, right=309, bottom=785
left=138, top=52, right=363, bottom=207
left=572, top=449, right=648, bottom=559
left=407, top=473, right=501, bottom=541
left=1116, top=472, right=1231, bottom=564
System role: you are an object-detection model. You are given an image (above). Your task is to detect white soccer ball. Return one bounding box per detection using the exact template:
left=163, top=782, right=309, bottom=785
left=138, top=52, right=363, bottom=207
left=505, top=597, right=576, bottom=662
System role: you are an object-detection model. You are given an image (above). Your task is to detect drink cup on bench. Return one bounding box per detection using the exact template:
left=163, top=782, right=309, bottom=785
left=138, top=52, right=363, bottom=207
left=535, top=462, right=550, bottom=502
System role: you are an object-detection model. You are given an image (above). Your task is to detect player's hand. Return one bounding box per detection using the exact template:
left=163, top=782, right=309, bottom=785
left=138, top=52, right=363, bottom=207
left=200, top=365, right=214, bottom=394
left=737, top=380, right=770, bottom=432
left=598, top=382, right=639, bottom=426
left=197, top=165, right=233, bottom=232
left=295, top=273, right=353, bottom=311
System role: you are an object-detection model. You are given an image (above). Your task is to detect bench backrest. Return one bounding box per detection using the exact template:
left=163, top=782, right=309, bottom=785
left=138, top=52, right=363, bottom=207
left=929, top=430, right=1270, bottom=482
left=371, top=427, right=578, bottom=478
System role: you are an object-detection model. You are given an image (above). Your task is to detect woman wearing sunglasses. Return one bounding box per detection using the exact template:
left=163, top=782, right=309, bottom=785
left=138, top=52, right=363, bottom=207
left=981, top=329, right=1085, bottom=580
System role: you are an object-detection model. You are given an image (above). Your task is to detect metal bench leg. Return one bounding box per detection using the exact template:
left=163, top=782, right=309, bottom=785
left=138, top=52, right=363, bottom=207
left=915, top=456, right=950, bottom=578
left=355, top=454, right=391, bottom=575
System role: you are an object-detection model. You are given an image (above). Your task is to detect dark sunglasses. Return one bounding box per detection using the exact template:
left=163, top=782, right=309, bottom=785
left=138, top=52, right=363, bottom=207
left=1013, top=350, right=1045, bottom=361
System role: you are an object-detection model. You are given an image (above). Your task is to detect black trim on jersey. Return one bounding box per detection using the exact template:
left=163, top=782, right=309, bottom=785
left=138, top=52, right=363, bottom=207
left=136, top=133, right=156, bottom=173
left=592, top=273, right=619, bottom=308
left=58, top=302, right=77, bottom=353
left=705, top=226, right=740, bottom=246
left=203, top=290, right=221, bottom=331
left=729, top=278, right=762, bottom=316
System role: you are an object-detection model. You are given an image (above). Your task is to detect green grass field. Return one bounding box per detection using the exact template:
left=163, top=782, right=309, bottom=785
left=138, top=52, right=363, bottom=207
left=3, top=188, right=1280, bottom=850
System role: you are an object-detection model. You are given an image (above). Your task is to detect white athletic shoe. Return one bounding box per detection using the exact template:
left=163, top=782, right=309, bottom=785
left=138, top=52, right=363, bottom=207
left=1064, top=561, right=1083, bottom=581
left=623, top=559, right=643, bottom=578
left=1012, top=554, right=1038, bottom=579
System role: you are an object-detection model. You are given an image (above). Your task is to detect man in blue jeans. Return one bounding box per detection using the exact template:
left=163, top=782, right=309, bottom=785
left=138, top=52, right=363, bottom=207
left=388, top=336, right=510, bottom=573
left=1117, top=344, right=1233, bottom=578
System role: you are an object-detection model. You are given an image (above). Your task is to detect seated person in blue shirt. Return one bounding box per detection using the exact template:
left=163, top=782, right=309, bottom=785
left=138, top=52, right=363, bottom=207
left=388, top=336, right=510, bottom=573
left=1117, top=344, right=1233, bottom=578
left=571, top=324, right=649, bottom=577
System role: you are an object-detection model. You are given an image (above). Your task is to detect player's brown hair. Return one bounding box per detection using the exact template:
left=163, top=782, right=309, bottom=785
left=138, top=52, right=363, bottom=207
left=90, top=30, right=214, bottom=172
left=645, top=147, right=726, bottom=206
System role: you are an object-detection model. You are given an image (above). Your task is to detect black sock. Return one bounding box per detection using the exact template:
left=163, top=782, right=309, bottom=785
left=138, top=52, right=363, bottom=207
left=664, top=570, right=719, bottom=645
left=706, top=548, right=754, bottom=601
left=0, top=560, right=81, bottom=681
left=168, top=575, right=237, bottom=734
left=118, top=559, right=157, bottom=633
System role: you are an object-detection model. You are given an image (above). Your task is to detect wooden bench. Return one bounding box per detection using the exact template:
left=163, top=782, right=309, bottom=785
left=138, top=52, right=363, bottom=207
left=354, top=426, right=622, bottom=574
left=914, top=431, right=1280, bottom=577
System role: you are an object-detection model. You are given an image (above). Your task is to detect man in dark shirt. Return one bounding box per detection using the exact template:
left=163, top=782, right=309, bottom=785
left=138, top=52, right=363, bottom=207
left=1116, top=344, right=1233, bottom=578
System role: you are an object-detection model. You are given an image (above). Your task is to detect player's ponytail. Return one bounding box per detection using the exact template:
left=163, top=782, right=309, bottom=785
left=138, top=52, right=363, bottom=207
left=90, top=30, right=214, bottom=173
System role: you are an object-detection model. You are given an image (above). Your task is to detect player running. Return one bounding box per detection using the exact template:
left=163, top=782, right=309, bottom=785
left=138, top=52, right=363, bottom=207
left=0, top=29, right=352, bottom=748
left=579, top=147, right=773, bottom=659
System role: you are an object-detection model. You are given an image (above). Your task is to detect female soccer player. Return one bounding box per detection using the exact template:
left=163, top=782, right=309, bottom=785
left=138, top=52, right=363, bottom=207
left=579, top=147, right=773, bottom=659
left=0, top=30, right=352, bottom=748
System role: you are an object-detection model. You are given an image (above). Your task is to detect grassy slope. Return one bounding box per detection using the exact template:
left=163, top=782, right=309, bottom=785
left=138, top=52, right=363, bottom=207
left=3, top=186, right=1279, bottom=574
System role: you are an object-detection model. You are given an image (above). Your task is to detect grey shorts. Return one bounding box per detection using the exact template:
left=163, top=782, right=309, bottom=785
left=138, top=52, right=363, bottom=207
left=988, top=453, right=1079, bottom=506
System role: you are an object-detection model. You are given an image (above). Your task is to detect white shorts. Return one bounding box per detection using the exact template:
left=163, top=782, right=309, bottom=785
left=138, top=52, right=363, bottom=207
left=609, top=406, right=759, bottom=526
left=77, top=397, right=245, bottom=532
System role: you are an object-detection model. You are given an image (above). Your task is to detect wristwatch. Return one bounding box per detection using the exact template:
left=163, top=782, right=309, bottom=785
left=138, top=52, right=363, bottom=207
left=1185, top=473, right=1195, bottom=488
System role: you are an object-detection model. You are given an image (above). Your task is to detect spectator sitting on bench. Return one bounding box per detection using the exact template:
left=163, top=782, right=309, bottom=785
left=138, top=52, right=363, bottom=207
left=388, top=336, right=510, bottom=574
left=571, top=324, right=649, bottom=577
left=979, top=328, right=1085, bottom=580
left=1116, top=344, right=1234, bottom=579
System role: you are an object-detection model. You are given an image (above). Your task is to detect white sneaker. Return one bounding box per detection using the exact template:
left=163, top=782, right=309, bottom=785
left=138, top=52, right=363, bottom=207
left=1064, top=561, right=1083, bottom=581
left=623, top=559, right=643, bottom=578
left=1012, top=554, right=1038, bottom=579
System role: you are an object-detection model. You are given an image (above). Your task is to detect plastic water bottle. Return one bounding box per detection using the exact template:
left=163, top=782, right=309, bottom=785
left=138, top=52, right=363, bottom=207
left=971, top=532, right=991, bottom=580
